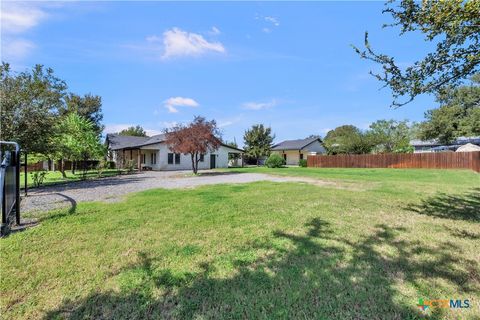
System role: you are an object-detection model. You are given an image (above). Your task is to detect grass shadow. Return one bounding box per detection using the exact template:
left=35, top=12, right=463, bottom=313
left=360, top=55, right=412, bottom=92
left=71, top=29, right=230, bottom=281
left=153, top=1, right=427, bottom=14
left=43, top=218, right=479, bottom=319
left=405, top=188, right=480, bottom=221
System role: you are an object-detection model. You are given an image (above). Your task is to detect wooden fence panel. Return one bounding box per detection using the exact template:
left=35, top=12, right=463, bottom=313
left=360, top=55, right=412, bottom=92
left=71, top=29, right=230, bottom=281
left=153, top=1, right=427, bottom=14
left=307, top=151, right=480, bottom=172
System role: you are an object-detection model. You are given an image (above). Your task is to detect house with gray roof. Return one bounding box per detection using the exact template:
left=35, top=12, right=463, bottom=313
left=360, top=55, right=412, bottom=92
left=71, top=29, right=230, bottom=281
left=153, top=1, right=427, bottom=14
left=410, top=136, right=480, bottom=153
left=106, top=133, right=244, bottom=171
left=271, top=137, right=325, bottom=165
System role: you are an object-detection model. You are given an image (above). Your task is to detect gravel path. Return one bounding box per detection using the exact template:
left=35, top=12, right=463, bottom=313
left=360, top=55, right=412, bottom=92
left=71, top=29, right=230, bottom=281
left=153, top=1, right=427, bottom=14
left=21, top=170, right=351, bottom=214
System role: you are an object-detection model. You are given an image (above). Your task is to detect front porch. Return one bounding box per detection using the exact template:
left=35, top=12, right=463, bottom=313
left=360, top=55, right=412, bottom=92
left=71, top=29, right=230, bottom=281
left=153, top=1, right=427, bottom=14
left=113, top=148, right=158, bottom=171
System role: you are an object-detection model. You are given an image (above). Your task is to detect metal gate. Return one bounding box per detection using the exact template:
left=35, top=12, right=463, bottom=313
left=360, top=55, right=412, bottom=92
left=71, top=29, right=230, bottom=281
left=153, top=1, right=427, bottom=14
left=1, top=141, right=21, bottom=236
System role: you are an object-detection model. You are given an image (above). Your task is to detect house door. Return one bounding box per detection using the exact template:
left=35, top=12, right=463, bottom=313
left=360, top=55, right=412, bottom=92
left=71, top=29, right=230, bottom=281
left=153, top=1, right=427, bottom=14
left=210, top=154, right=216, bottom=169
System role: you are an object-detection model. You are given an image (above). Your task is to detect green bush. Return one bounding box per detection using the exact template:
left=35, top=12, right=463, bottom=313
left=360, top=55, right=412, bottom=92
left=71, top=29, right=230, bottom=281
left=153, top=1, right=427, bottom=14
left=299, top=159, right=307, bottom=167
left=265, top=154, right=285, bottom=168
left=30, top=170, right=47, bottom=188
left=96, top=160, right=109, bottom=178
left=125, top=160, right=135, bottom=174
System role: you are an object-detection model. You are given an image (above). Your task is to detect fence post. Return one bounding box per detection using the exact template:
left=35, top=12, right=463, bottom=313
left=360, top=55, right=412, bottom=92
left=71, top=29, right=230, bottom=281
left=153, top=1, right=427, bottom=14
left=24, top=152, right=28, bottom=197
left=15, top=150, right=21, bottom=225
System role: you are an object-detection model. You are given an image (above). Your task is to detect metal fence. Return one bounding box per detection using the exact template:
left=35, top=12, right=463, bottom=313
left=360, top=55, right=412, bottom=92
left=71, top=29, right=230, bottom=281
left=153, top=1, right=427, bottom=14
left=1, top=142, right=21, bottom=236
left=307, top=151, right=480, bottom=172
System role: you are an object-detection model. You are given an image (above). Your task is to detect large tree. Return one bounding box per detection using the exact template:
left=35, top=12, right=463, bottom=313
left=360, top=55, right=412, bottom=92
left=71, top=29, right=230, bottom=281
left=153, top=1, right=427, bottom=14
left=118, top=125, right=148, bottom=137
left=53, top=113, right=104, bottom=178
left=164, top=116, right=221, bottom=174
left=368, top=119, right=412, bottom=153
left=354, top=0, right=480, bottom=107
left=61, top=93, right=104, bottom=136
left=323, top=125, right=374, bottom=155
left=1, top=63, right=67, bottom=154
left=420, top=74, right=480, bottom=144
left=243, top=124, right=275, bottom=164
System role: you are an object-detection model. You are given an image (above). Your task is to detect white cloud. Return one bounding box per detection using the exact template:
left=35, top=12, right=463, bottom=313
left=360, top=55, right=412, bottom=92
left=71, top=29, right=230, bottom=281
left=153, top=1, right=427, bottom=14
left=256, top=14, right=280, bottom=33
left=1, top=2, right=49, bottom=62
left=163, top=96, right=199, bottom=113
left=1, top=2, right=48, bottom=34
left=160, top=27, right=225, bottom=59
left=165, top=105, right=179, bottom=113
left=1, top=39, right=35, bottom=60
left=210, top=26, right=221, bottom=35
left=164, top=97, right=199, bottom=107
left=242, top=99, right=278, bottom=110
left=264, top=16, right=280, bottom=27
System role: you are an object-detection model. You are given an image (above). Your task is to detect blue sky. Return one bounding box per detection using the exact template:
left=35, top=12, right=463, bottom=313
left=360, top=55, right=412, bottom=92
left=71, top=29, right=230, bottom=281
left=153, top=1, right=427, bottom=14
left=1, top=1, right=437, bottom=146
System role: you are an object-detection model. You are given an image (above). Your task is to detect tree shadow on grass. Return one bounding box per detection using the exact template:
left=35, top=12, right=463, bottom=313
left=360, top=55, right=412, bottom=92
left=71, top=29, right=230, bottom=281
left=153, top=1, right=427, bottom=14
left=44, top=218, right=479, bottom=319
left=405, top=188, right=480, bottom=222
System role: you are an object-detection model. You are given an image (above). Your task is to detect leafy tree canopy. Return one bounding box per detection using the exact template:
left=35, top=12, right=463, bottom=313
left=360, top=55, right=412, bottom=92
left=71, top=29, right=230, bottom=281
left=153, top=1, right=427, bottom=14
left=164, top=116, right=221, bottom=174
left=1, top=63, right=67, bottom=154
left=354, top=0, right=480, bottom=107
left=420, top=74, right=480, bottom=144
left=118, top=125, right=148, bottom=137
left=323, top=125, right=374, bottom=155
left=61, top=93, right=104, bottom=136
left=368, top=119, right=412, bottom=153
left=243, top=124, right=275, bottom=163
left=53, top=113, right=104, bottom=176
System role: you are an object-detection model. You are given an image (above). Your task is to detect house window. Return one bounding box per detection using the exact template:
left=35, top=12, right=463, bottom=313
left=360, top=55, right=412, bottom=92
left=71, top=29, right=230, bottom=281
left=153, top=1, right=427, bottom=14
left=168, top=153, right=174, bottom=164
left=175, top=153, right=181, bottom=164
left=299, top=153, right=304, bottom=160
left=142, top=154, right=146, bottom=164
left=151, top=153, right=157, bottom=164
left=199, top=154, right=204, bottom=162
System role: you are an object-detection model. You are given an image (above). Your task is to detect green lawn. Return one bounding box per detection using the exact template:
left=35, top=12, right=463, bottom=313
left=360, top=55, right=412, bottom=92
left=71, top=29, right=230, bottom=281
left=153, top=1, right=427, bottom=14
left=1, top=168, right=479, bottom=319
left=20, top=169, right=123, bottom=189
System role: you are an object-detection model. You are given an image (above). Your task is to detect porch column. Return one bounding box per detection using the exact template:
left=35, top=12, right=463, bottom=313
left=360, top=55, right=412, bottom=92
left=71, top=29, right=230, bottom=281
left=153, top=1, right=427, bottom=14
left=137, top=149, right=141, bottom=170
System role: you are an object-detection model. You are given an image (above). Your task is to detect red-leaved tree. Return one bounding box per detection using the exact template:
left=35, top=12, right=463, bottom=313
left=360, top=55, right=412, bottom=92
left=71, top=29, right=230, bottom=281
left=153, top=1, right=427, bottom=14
left=164, top=116, right=221, bottom=174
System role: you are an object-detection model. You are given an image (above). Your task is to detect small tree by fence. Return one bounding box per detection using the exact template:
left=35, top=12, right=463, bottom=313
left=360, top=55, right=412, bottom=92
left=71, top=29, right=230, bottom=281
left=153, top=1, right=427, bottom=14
left=307, top=151, right=480, bottom=172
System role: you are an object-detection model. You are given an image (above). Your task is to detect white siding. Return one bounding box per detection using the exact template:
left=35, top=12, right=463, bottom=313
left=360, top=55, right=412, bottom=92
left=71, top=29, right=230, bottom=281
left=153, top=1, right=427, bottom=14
left=137, top=143, right=242, bottom=171
left=272, top=150, right=308, bottom=165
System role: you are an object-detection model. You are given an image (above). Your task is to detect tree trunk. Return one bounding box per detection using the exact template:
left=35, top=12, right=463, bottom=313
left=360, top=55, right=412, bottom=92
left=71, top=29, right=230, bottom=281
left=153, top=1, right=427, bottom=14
left=195, top=153, right=200, bottom=174
left=60, top=159, right=67, bottom=178
left=72, top=160, right=76, bottom=175
left=191, top=154, right=197, bottom=174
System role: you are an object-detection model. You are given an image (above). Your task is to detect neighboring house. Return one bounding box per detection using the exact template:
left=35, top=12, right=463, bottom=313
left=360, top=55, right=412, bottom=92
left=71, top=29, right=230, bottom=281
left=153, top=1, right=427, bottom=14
left=456, top=143, right=480, bottom=152
left=410, top=136, right=480, bottom=153
left=271, top=137, right=325, bottom=165
left=106, top=133, right=245, bottom=170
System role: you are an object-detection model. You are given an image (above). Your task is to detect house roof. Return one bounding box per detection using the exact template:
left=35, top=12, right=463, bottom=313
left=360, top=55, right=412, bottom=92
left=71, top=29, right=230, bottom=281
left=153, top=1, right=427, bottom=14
left=106, top=134, right=150, bottom=150
left=106, top=133, right=245, bottom=152
left=410, top=136, right=480, bottom=147
left=271, top=137, right=321, bottom=151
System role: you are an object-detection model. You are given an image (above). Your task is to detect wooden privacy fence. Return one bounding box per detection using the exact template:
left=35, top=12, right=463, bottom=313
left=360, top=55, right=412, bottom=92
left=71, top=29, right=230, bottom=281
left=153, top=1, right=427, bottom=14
left=307, top=151, right=480, bottom=172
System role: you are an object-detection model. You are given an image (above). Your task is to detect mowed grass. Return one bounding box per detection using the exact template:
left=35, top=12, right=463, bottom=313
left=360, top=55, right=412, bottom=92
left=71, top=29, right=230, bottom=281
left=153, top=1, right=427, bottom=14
left=1, top=168, right=479, bottom=319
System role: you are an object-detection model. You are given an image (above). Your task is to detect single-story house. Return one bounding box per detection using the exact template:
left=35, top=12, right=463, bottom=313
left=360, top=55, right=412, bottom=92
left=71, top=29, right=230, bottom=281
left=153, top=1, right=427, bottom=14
left=410, top=136, right=480, bottom=153
left=106, top=133, right=245, bottom=170
left=271, top=137, right=325, bottom=165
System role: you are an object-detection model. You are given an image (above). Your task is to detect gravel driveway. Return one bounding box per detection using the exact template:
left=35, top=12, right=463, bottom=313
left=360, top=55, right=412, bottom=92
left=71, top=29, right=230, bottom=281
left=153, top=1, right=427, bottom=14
left=21, top=170, right=338, bottom=214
